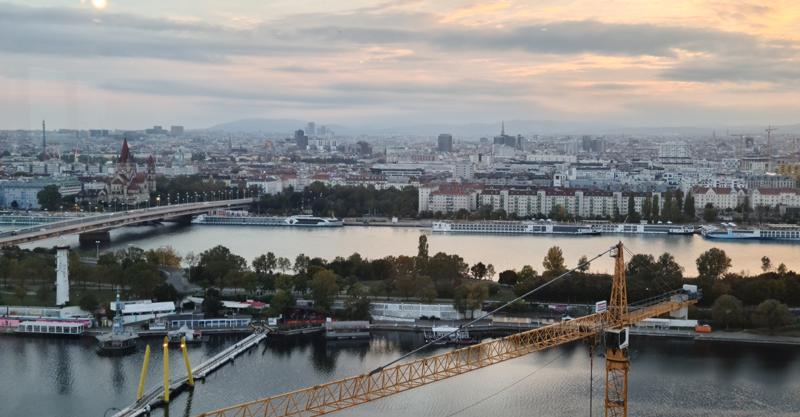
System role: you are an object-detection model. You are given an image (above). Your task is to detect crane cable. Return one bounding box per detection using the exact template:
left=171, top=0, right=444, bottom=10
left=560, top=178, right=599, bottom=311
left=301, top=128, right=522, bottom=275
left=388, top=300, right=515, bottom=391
left=369, top=244, right=618, bottom=376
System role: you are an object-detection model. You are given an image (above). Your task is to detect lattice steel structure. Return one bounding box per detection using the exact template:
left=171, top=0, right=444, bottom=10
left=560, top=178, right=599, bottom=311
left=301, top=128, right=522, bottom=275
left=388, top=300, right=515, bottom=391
left=197, top=243, right=696, bottom=417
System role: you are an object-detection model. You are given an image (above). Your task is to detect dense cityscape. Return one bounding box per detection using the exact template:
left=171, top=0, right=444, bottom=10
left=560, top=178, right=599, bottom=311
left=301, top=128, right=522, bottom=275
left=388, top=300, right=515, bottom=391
left=1, top=120, right=799, bottom=225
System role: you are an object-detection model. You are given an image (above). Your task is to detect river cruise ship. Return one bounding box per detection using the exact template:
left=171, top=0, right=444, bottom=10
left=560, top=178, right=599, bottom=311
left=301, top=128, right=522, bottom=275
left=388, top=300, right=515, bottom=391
left=432, top=220, right=598, bottom=235
left=701, top=224, right=800, bottom=241
left=582, top=221, right=695, bottom=235
left=16, top=321, right=86, bottom=337
left=192, top=211, right=343, bottom=227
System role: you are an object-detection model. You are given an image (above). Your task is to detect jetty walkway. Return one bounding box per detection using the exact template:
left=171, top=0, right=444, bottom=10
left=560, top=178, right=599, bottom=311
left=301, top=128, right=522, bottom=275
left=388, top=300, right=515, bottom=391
left=113, top=332, right=267, bottom=417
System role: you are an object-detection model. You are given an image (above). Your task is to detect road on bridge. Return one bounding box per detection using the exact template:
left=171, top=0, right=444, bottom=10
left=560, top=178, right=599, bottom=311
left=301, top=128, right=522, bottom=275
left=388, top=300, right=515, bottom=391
left=0, top=198, right=252, bottom=248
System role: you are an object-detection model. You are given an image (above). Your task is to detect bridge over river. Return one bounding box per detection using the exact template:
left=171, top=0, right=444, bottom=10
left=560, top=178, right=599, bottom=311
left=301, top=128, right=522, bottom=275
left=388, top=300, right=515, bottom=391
left=0, top=198, right=252, bottom=248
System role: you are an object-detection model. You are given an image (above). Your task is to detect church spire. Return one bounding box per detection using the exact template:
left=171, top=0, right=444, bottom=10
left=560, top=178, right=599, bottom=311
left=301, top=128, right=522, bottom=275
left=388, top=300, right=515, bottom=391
left=119, top=138, right=131, bottom=162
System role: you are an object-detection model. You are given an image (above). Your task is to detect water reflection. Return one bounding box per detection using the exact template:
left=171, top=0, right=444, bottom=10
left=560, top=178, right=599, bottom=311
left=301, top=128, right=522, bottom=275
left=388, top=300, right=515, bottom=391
left=2, top=332, right=800, bottom=417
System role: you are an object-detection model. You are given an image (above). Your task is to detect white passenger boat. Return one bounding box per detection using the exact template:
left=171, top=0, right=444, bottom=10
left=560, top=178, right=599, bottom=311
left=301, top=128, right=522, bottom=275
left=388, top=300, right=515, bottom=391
left=701, top=224, right=800, bottom=241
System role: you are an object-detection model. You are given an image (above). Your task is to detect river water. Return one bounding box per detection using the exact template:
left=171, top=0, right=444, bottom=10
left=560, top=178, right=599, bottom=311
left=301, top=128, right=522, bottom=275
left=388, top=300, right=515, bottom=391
left=21, top=223, right=800, bottom=276
left=1, top=332, right=798, bottom=417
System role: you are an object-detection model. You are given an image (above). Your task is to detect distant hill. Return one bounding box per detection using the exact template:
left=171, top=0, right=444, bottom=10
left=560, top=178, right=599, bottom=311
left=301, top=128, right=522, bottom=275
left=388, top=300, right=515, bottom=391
left=205, top=118, right=800, bottom=136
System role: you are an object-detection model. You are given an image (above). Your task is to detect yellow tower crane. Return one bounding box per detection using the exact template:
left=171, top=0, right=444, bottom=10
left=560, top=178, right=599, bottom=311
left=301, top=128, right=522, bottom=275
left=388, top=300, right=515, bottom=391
left=197, top=242, right=699, bottom=417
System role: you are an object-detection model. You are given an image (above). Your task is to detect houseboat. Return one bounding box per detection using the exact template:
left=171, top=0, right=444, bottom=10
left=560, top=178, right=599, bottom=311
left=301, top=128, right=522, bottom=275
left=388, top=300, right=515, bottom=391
left=423, top=326, right=476, bottom=345
left=15, top=321, right=86, bottom=337
left=325, top=321, right=370, bottom=340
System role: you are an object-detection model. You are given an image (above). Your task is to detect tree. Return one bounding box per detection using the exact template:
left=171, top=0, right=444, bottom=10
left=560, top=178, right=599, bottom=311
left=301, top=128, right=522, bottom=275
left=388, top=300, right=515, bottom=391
left=684, top=191, right=695, bottom=219
left=196, top=245, right=247, bottom=290
left=202, top=288, right=224, bottom=318
left=552, top=204, right=567, bottom=221
left=79, top=293, right=100, bottom=312
left=452, top=285, right=469, bottom=318
left=703, top=203, right=717, bottom=223
left=381, top=278, right=396, bottom=300
left=310, top=269, right=339, bottom=311
left=752, top=299, right=794, bottom=334
left=485, top=264, right=496, bottom=281
left=696, top=248, right=732, bottom=280
left=663, top=189, right=673, bottom=222
left=396, top=275, right=416, bottom=300
left=711, top=295, right=744, bottom=330
left=145, top=246, right=182, bottom=267
left=755, top=204, right=771, bottom=223
left=294, top=253, right=310, bottom=276
left=153, top=282, right=179, bottom=303
left=742, top=196, right=750, bottom=222
left=417, top=235, right=429, bottom=275
left=777, top=263, right=788, bottom=276
left=652, top=194, right=660, bottom=221
left=761, top=256, right=772, bottom=273
left=627, top=192, right=635, bottom=218
left=415, top=276, right=437, bottom=304
left=14, top=285, right=27, bottom=305
left=642, top=197, right=652, bottom=222
left=126, top=262, right=164, bottom=299
left=542, top=246, right=567, bottom=278
left=577, top=255, right=590, bottom=273
left=466, top=283, right=489, bottom=319
left=242, top=271, right=259, bottom=295
left=470, top=262, right=487, bottom=280
left=275, top=274, right=294, bottom=292
left=627, top=254, right=656, bottom=278
left=669, top=200, right=681, bottom=223
left=37, top=185, right=62, bottom=211
left=498, top=270, right=518, bottom=286
left=270, top=289, right=295, bottom=317
left=277, top=257, right=292, bottom=274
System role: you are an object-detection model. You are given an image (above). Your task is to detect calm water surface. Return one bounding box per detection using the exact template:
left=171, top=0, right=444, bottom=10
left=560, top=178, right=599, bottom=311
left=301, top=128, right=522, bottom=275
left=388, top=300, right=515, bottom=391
left=21, top=224, right=800, bottom=276
left=1, top=332, right=799, bottom=417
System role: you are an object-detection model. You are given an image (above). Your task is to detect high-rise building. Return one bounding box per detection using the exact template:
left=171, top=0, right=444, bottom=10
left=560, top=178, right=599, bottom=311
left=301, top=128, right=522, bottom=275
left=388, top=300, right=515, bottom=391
left=171, top=126, right=184, bottom=136
left=318, top=125, right=326, bottom=135
left=306, top=122, right=315, bottom=137
left=145, top=126, right=168, bottom=135
left=295, top=129, right=308, bottom=150
left=592, top=138, right=606, bottom=153
left=438, top=134, right=453, bottom=152
left=582, top=136, right=592, bottom=151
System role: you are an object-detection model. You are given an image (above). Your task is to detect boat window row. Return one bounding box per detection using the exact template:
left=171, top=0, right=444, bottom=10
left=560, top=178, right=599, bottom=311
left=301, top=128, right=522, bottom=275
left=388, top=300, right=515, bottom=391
left=170, top=319, right=250, bottom=328
left=19, top=324, right=84, bottom=334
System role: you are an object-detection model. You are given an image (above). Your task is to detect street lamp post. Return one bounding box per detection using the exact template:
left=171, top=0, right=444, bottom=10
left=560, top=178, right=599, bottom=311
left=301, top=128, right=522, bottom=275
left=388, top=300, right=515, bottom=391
left=96, top=241, right=100, bottom=260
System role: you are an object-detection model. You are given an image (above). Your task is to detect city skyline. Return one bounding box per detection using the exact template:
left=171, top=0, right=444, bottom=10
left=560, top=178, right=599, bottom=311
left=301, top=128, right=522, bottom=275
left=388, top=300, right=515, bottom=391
left=0, top=0, right=799, bottom=130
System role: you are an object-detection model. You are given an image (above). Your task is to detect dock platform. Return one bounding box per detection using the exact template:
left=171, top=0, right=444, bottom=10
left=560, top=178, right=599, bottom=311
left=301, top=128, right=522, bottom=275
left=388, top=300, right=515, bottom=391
left=113, top=332, right=267, bottom=417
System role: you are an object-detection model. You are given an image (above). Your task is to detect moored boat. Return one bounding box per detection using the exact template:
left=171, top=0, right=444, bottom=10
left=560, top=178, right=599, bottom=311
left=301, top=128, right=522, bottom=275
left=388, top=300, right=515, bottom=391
left=167, top=326, right=203, bottom=345
left=423, top=326, right=476, bottom=345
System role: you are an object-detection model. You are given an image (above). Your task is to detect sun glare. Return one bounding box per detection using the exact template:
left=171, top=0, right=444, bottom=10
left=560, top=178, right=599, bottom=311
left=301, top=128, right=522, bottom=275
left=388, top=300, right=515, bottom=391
left=92, top=0, right=106, bottom=8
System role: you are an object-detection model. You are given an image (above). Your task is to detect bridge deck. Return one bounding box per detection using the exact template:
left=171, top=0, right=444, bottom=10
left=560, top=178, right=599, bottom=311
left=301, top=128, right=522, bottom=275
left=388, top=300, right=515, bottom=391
left=0, top=199, right=251, bottom=248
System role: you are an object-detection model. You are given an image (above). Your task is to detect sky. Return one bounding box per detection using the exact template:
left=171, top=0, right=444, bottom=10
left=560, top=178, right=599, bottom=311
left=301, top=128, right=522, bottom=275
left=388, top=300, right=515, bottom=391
left=0, top=0, right=798, bottom=130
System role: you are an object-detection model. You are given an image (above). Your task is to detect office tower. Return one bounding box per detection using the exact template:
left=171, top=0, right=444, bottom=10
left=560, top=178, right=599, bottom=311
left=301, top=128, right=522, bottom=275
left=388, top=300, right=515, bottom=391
left=438, top=134, right=453, bottom=152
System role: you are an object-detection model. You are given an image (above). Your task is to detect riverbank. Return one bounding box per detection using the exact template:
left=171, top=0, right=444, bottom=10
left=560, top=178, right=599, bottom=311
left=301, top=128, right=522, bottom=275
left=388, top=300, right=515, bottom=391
left=370, top=319, right=800, bottom=346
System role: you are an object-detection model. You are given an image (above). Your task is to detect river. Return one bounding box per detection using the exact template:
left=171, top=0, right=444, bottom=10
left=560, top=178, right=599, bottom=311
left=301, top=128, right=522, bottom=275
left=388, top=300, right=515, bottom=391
left=19, top=223, right=800, bottom=276
left=1, top=332, right=798, bottom=417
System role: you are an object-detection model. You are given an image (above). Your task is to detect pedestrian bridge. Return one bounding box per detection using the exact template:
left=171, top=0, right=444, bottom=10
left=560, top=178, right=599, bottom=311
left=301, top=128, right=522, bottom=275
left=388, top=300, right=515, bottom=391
left=0, top=198, right=252, bottom=248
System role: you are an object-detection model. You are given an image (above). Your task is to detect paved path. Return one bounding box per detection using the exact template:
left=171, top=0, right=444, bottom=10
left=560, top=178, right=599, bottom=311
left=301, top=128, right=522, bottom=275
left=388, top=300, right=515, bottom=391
left=159, top=266, right=200, bottom=293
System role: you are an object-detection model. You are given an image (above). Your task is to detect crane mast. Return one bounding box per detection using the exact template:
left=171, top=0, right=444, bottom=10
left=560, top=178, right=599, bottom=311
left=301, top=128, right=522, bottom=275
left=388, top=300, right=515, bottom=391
left=197, top=243, right=699, bottom=417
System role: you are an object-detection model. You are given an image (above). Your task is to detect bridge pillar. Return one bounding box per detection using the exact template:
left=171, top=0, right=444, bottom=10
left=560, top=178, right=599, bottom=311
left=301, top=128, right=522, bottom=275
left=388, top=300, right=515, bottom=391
left=79, top=231, right=111, bottom=243
left=170, top=214, right=194, bottom=224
